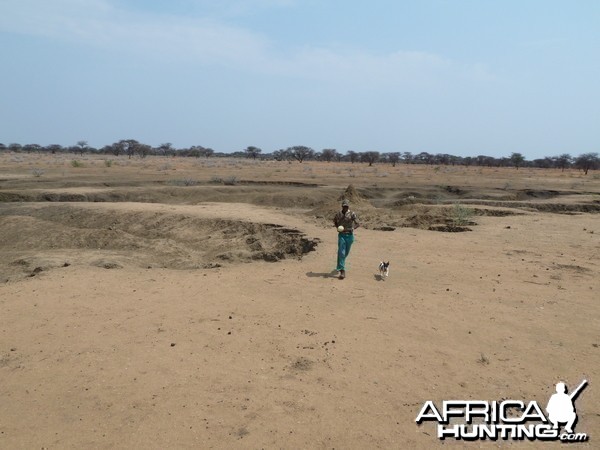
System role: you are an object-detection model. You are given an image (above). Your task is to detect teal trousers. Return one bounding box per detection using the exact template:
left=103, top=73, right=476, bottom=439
left=336, top=233, right=354, bottom=271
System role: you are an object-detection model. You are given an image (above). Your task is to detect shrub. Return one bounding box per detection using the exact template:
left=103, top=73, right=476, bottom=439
left=71, top=160, right=83, bottom=168
left=31, top=168, right=44, bottom=177
left=169, top=178, right=198, bottom=186
left=209, top=175, right=237, bottom=185
left=450, top=203, right=474, bottom=226
left=104, top=159, right=114, bottom=167
left=477, top=353, right=490, bottom=365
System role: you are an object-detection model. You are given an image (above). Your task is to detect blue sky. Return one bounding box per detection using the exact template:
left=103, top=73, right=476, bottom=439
left=1, top=0, right=598, bottom=159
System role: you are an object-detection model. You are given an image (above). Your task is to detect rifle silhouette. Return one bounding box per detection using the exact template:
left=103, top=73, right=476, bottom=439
left=569, top=379, right=588, bottom=401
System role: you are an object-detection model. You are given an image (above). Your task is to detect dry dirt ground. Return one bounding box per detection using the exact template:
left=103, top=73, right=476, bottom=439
left=1, top=153, right=599, bottom=449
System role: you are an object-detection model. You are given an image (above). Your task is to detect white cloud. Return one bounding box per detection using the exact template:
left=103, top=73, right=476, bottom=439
left=0, top=0, right=113, bottom=36
left=0, top=0, right=494, bottom=86
left=267, top=46, right=495, bottom=89
left=283, top=47, right=450, bottom=80
left=220, top=0, right=297, bottom=14
left=0, top=0, right=271, bottom=66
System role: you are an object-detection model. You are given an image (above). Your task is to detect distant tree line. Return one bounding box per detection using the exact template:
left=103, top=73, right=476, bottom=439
left=1, top=141, right=598, bottom=174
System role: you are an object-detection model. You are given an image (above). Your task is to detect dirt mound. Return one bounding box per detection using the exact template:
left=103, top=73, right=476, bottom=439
left=428, top=225, right=472, bottom=232
left=338, top=184, right=366, bottom=205
left=0, top=185, right=338, bottom=209
left=450, top=200, right=600, bottom=214
left=309, top=184, right=375, bottom=225
left=471, top=208, right=521, bottom=217
left=309, top=188, right=483, bottom=232
left=399, top=204, right=477, bottom=231
left=516, top=189, right=562, bottom=200
left=0, top=204, right=319, bottom=281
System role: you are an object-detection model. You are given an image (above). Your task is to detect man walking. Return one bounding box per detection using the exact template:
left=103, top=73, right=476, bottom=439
left=333, top=199, right=360, bottom=279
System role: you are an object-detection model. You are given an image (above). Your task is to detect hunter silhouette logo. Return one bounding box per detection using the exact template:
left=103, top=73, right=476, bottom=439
left=547, top=380, right=587, bottom=434
left=416, top=379, right=589, bottom=442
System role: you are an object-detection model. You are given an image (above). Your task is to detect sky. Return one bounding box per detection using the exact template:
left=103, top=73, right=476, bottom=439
left=0, top=0, right=599, bottom=160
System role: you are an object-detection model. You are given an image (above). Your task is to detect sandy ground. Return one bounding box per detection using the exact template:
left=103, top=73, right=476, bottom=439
left=1, top=154, right=599, bottom=449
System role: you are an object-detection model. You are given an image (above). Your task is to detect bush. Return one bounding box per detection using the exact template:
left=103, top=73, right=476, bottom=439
left=104, top=159, right=114, bottom=167
left=450, top=203, right=474, bottom=226
left=169, top=178, right=198, bottom=186
left=31, top=168, right=44, bottom=177
left=71, top=160, right=83, bottom=168
left=210, top=175, right=238, bottom=185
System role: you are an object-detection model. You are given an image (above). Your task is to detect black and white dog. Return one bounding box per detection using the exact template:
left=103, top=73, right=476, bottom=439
left=378, top=261, right=390, bottom=278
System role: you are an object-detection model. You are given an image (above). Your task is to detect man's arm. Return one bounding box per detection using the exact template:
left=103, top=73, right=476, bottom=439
left=352, top=212, right=360, bottom=229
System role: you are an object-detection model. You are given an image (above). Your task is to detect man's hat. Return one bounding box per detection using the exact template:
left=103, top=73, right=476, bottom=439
left=341, top=199, right=349, bottom=206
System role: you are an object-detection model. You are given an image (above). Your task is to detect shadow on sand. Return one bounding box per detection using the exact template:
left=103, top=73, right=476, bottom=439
left=306, top=270, right=339, bottom=279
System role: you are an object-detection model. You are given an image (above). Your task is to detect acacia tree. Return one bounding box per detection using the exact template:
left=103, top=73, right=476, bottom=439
left=289, top=146, right=314, bottom=163
left=46, top=144, right=63, bottom=154
left=203, top=147, right=215, bottom=158
left=361, top=151, right=380, bottom=166
left=76, top=140, right=88, bottom=156
left=320, top=148, right=338, bottom=162
left=244, top=146, right=262, bottom=159
left=415, top=152, right=434, bottom=165
left=192, top=146, right=214, bottom=158
left=436, top=153, right=452, bottom=165
left=137, top=144, right=151, bottom=158
left=510, top=152, right=525, bottom=169
left=159, top=143, right=174, bottom=157
left=575, top=153, right=599, bottom=175
left=387, top=152, right=400, bottom=167
left=23, top=144, right=41, bottom=153
left=117, top=139, right=139, bottom=159
left=554, top=154, right=572, bottom=172
left=109, top=142, right=124, bottom=157
left=273, top=149, right=291, bottom=161
left=533, top=158, right=553, bottom=169
left=486, top=156, right=499, bottom=167
left=346, top=150, right=358, bottom=164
